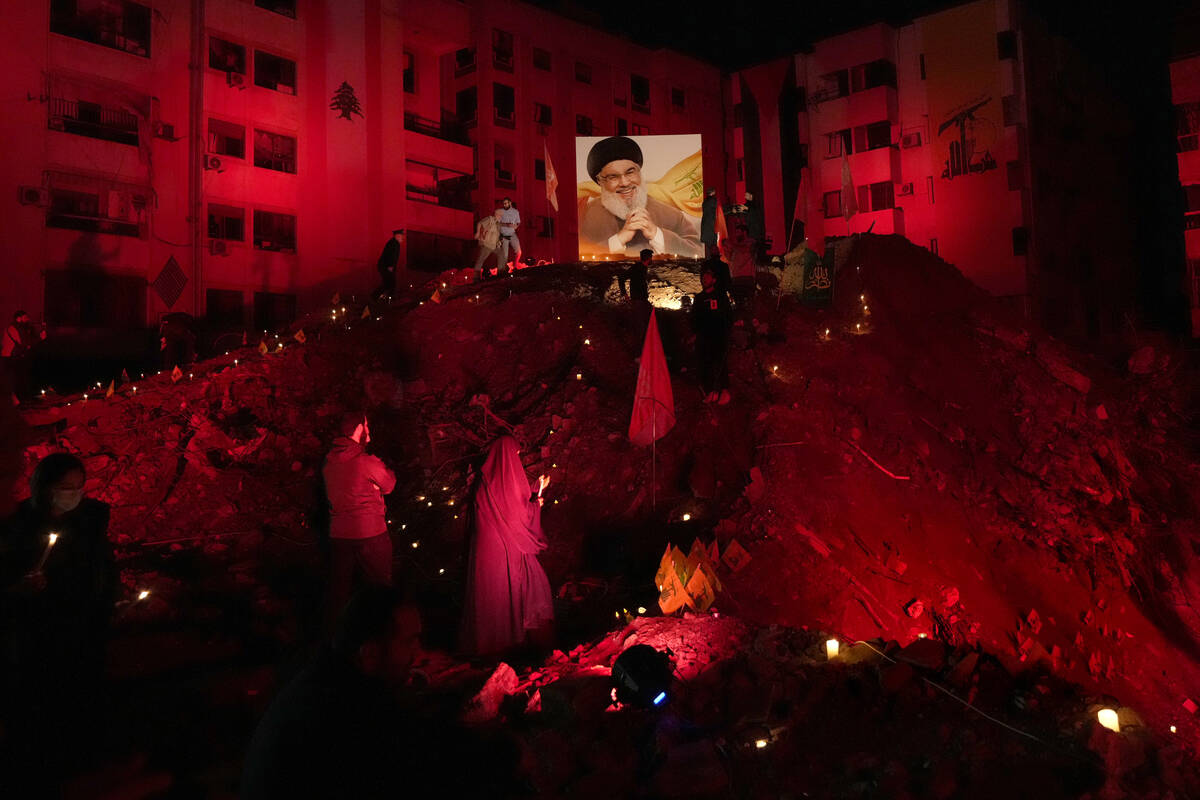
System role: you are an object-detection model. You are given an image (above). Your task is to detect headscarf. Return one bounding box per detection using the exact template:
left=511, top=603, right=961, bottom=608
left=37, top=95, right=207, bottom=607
left=474, top=436, right=545, bottom=554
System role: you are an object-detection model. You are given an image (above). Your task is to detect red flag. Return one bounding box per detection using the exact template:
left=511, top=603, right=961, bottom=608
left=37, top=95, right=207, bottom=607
left=715, top=202, right=728, bottom=245
left=544, top=141, right=559, bottom=213
left=628, top=310, right=675, bottom=446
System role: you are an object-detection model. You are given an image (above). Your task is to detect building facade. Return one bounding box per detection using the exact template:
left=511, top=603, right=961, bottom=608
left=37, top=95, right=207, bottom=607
left=1, top=0, right=722, bottom=352
left=1171, top=51, right=1200, bottom=336
left=726, top=0, right=1148, bottom=342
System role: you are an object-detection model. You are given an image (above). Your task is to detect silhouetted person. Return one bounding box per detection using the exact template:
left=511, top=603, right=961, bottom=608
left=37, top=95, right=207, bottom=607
left=691, top=264, right=733, bottom=405
left=322, top=412, right=396, bottom=625
left=619, top=248, right=652, bottom=303
left=700, top=187, right=719, bottom=257
left=744, top=191, right=765, bottom=260
left=461, top=436, right=553, bottom=656
left=241, top=586, right=424, bottom=800
left=703, top=255, right=732, bottom=298
left=373, top=229, right=404, bottom=301
left=159, top=311, right=197, bottom=370
left=1, top=453, right=116, bottom=786
left=3, top=310, right=45, bottom=401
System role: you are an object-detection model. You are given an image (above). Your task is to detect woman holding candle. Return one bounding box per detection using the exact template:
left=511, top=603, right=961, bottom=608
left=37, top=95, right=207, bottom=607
left=0, top=452, right=117, bottom=783
left=460, top=436, right=554, bottom=656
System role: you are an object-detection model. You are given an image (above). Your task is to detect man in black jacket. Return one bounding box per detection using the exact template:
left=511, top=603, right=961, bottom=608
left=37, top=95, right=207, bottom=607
left=619, top=248, right=652, bottom=303
left=373, top=229, right=404, bottom=301
left=690, top=264, right=733, bottom=405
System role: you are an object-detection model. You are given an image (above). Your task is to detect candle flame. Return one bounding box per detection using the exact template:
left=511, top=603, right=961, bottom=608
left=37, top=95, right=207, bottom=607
left=1097, top=708, right=1120, bottom=733
left=826, top=639, right=840, bottom=659
left=138, top=590, right=150, bottom=601
left=48, top=533, right=58, bottom=546
left=755, top=739, right=768, bottom=749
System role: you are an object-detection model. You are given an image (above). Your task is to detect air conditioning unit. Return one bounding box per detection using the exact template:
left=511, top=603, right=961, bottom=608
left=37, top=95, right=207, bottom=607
left=897, top=182, right=914, bottom=196
left=18, top=185, right=49, bottom=206
left=900, top=132, right=922, bottom=149
left=154, top=121, right=176, bottom=140
left=210, top=239, right=229, bottom=256
left=227, top=72, right=246, bottom=89
left=203, top=155, right=222, bottom=171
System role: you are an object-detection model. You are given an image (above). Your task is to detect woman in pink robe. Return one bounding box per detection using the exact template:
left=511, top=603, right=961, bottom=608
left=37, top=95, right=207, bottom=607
left=461, top=436, right=554, bottom=655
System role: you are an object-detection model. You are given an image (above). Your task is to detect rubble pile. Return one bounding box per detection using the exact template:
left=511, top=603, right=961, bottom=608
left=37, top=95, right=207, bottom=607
left=9, top=236, right=1200, bottom=793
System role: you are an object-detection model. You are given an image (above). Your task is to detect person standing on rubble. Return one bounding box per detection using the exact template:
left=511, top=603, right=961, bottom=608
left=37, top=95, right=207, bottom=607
left=461, top=436, right=554, bottom=656
left=322, top=412, right=397, bottom=624
left=691, top=263, right=733, bottom=405
left=373, top=229, right=404, bottom=302
left=496, top=198, right=521, bottom=276
left=619, top=248, right=652, bottom=304
left=473, top=206, right=502, bottom=281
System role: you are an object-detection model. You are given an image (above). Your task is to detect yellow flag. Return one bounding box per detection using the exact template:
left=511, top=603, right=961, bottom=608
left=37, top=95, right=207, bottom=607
left=576, top=148, right=704, bottom=218
left=431, top=289, right=444, bottom=304
left=259, top=340, right=269, bottom=355
left=361, top=305, right=371, bottom=320
left=294, top=329, right=307, bottom=344
left=105, top=380, right=114, bottom=398
left=170, top=365, right=182, bottom=383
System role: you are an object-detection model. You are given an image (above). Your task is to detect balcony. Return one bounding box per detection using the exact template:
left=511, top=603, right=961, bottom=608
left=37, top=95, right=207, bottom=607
left=404, top=114, right=472, bottom=174
left=406, top=173, right=473, bottom=213
left=50, top=0, right=151, bottom=58
left=404, top=112, right=469, bottom=146
left=49, top=98, right=139, bottom=146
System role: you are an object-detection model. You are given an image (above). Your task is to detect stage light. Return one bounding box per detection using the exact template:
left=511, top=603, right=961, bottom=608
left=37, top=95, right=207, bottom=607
left=612, top=644, right=673, bottom=709
left=1098, top=709, right=1120, bottom=733
left=826, top=639, right=839, bottom=659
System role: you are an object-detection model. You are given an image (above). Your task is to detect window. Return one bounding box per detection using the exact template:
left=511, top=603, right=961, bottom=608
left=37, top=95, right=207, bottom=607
left=867, top=181, right=894, bottom=211
left=254, top=50, right=296, bottom=94
left=1007, top=160, right=1024, bottom=191
left=575, top=61, right=592, bottom=84
left=253, top=291, right=296, bottom=332
left=494, top=144, right=515, bottom=189
left=455, top=47, right=476, bottom=76
left=255, top=0, right=296, bottom=18
left=493, top=29, right=514, bottom=71
left=822, top=190, right=842, bottom=219
left=456, top=87, right=477, bottom=124
left=632, top=122, right=650, bottom=135
left=1177, top=101, right=1200, bottom=152
left=1184, top=184, right=1200, bottom=214
left=45, top=173, right=145, bottom=238
left=537, top=215, right=555, bottom=238
left=1002, top=94, right=1019, bottom=127
left=50, top=0, right=151, bottom=58
left=403, top=51, right=415, bottom=94
left=533, top=47, right=551, bottom=71
left=206, top=289, right=244, bottom=329
left=209, top=37, right=246, bottom=73
left=45, top=271, right=144, bottom=329
left=815, top=70, right=849, bottom=101
left=1012, top=226, right=1028, bottom=256
left=534, top=102, right=552, bottom=126
left=406, top=160, right=473, bottom=210
left=997, top=30, right=1017, bottom=60
left=631, top=74, right=651, bottom=113
left=253, top=210, right=296, bottom=251
left=208, top=203, right=245, bottom=241
left=919, top=53, right=926, bottom=80
left=493, top=83, right=515, bottom=126
left=576, top=115, right=593, bottom=136
left=534, top=159, right=546, bottom=181
left=854, top=121, right=891, bottom=152
left=670, top=87, right=686, bottom=111
left=253, top=129, right=297, bottom=174
left=826, top=128, right=851, bottom=158
left=48, top=97, right=139, bottom=146
left=616, top=117, right=628, bottom=135
left=208, top=119, right=245, bottom=158
left=851, top=59, right=896, bottom=93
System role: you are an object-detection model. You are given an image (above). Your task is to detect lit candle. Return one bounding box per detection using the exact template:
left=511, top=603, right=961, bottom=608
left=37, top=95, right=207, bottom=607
left=575, top=373, right=582, bottom=381
left=755, top=739, right=768, bottom=749
left=1170, top=725, right=1177, bottom=733
left=439, top=568, right=445, bottom=574
left=137, top=589, right=150, bottom=602
left=411, top=541, right=419, bottom=549
left=584, top=338, right=590, bottom=345
left=34, top=532, right=59, bottom=572
left=826, top=639, right=840, bottom=659
left=681, top=513, right=691, bottom=521
left=1097, top=709, right=1120, bottom=733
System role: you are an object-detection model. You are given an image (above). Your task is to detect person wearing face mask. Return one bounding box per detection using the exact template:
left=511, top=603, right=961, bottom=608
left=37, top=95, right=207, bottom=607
left=1, top=452, right=116, bottom=786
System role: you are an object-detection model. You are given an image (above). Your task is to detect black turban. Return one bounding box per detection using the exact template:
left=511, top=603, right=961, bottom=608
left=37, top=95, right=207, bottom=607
left=587, top=136, right=643, bottom=182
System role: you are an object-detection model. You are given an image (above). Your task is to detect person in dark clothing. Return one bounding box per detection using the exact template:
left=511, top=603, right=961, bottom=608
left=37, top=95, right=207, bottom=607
left=619, top=248, right=652, bottom=303
left=241, top=585, right=424, bottom=800
left=373, top=229, right=404, bottom=301
left=703, top=255, right=732, bottom=298
left=322, top=412, right=397, bottom=625
left=3, top=310, right=45, bottom=401
left=159, top=312, right=198, bottom=371
left=1, top=453, right=117, bottom=787
left=700, top=188, right=719, bottom=257
left=744, top=191, right=765, bottom=256
left=691, top=264, right=733, bottom=405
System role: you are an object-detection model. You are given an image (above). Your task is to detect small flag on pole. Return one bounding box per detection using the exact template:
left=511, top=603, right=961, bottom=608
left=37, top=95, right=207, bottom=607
left=259, top=340, right=269, bottom=355
left=106, top=380, right=114, bottom=398
left=294, top=329, right=307, bottom=344
left=120, top=368, right=130, bottom=383
left=361, top=305, right=371, bottom=320
left=544, top=141, right=559, bottom=213
left=431, top=289, right=444, bottom=304
left=170, top=365, right=183, bottom=383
